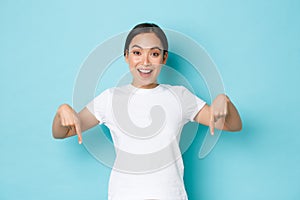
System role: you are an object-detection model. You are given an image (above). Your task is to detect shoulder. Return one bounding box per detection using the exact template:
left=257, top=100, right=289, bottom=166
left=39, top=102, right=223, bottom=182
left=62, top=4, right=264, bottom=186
left=160, top=84, right=193, bottom=95
left=96, top=85, right=131, bottom=96
left=160, top=84, right=188, bottom=91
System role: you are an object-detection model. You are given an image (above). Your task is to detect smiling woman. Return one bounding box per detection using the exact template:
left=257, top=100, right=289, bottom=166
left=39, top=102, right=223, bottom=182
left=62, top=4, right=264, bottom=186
left=125, top=32, right=167, bottom=88
left=124, top=23, right=169, bottom=89
left=52, top=22, right=242, bottom=200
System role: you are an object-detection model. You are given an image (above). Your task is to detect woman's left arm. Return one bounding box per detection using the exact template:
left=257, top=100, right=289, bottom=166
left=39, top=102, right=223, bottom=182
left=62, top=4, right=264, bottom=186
left=194, top=94, right=242, bottom=135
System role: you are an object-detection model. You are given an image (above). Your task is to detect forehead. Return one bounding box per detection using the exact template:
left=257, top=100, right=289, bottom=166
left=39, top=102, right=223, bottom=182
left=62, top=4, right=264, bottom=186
left=129, top=33, right=163, bottom=49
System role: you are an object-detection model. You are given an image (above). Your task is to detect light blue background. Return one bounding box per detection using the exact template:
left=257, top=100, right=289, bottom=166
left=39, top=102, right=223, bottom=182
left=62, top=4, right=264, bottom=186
left=1, top=0, right=300, bottom=200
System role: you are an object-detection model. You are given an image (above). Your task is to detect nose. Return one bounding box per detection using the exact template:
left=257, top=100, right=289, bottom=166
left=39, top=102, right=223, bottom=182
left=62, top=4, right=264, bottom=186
left=142, top=53, right=151, bottom=66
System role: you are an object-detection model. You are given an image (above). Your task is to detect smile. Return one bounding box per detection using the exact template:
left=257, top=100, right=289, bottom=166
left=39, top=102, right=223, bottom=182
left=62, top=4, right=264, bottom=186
left=137, top=69, right=153, bottom=74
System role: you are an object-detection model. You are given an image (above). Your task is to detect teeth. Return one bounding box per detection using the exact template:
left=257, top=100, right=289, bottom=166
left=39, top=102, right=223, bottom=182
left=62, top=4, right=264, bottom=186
left=138, top=69, right=152, bottom=74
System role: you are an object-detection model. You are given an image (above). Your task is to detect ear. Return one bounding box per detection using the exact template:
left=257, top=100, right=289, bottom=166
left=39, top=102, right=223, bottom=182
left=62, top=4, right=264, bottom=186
left=124, top=50, right=129, bottom=64
left=162, top=51, right=168, bottom=64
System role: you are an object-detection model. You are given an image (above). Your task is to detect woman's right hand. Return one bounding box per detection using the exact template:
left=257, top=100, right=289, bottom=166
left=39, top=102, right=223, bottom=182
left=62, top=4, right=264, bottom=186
left=57, top=104, right=82, bottom=144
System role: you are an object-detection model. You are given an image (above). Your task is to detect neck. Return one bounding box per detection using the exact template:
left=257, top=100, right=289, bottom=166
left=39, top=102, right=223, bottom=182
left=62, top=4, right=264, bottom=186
left=131, top=82, right=159, bottom=89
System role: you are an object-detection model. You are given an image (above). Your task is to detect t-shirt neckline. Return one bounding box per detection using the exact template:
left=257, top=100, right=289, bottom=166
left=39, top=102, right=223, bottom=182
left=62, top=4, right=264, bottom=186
left=127, top=84, right=163, bottom=94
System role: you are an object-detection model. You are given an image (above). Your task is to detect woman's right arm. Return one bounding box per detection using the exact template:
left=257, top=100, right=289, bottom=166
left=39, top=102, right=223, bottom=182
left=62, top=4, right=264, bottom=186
left=52, top=104, right=99, bottom=144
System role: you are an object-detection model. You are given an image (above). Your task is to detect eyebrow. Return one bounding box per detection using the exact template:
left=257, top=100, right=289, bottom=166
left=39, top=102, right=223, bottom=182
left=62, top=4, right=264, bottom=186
left=130, top=44, right=162, bottom=51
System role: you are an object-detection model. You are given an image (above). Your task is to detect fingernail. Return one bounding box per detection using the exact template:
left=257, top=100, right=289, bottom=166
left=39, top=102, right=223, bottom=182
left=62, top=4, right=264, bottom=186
left=79, top=140, right=82, bottom=144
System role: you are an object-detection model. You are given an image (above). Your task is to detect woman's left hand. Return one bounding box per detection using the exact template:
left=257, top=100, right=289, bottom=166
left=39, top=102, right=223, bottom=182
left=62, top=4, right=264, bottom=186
left=209, top=94, right=230, bottom=135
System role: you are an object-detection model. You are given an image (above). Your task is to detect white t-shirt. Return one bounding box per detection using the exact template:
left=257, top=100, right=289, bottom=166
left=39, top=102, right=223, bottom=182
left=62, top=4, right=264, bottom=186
left=86, top=84, right=206, bottom=200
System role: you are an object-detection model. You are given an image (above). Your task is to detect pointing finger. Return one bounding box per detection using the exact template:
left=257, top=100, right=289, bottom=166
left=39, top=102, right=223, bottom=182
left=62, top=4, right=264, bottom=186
left=74, top=121, right=82, bottom=144
left=209, top=114, right=215, bottom=136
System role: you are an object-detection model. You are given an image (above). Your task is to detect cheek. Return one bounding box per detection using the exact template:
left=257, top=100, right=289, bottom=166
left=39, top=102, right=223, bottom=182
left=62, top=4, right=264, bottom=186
left=152, top=59, right=164, bottom=66
left=152, top=56, right=164, bottom=64
left=128, top=57, right=140, bottom=65
left=128, top=59, right=139, bottom=70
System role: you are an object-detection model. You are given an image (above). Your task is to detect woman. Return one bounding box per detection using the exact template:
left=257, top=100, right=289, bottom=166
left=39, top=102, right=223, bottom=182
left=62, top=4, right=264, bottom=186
left=52, top=23, right=242, bottom=200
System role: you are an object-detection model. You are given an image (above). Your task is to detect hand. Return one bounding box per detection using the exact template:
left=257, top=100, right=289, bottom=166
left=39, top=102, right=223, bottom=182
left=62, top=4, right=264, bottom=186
left=209, top=94, right=229, bottom=135
left=57, top=104, right=82, bottom=144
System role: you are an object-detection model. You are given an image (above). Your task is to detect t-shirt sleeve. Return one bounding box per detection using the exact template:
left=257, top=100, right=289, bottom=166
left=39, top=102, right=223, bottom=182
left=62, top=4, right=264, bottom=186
left=86, top=89, right=110, bottom=125
left=180, top=86, right=206, bottom=123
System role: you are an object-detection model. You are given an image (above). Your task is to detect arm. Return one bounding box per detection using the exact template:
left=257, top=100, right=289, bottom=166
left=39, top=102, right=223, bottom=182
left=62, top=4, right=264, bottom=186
left=52, top=104, right=99, bottom=144
left=194, top=94, right=242, bottom=135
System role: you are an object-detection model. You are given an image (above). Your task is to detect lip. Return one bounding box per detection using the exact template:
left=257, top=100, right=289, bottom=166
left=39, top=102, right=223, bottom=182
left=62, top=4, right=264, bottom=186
left=137, top=68, right=153, bottom=78
left=138, top=68, right=153, bottom=73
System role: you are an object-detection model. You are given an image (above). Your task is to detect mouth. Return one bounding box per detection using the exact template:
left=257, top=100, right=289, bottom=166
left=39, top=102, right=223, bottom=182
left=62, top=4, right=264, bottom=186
left=138, top=69, right=152, bottom=74
left=137, top=68, right=153, bottom=77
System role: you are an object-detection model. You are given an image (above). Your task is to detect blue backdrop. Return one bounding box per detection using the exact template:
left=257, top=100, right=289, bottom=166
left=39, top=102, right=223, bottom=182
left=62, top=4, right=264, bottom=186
left=1, top=0, right=300, bottom=199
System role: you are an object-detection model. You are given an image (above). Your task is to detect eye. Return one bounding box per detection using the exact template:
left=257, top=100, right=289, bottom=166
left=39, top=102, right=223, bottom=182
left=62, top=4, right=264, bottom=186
left=151, top=51, right=161, bottom=57
left=132, top=50, right=141, bottom=56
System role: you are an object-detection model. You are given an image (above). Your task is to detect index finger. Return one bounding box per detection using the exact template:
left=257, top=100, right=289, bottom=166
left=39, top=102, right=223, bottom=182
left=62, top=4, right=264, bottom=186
left=74, top=121, right=82, bottom=144
left=209, top=114, right=215, bottom=136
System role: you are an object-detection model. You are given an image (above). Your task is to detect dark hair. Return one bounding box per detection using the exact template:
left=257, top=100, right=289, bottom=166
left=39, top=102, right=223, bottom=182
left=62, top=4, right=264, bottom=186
left=124, top=23, right=168, bottom=56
